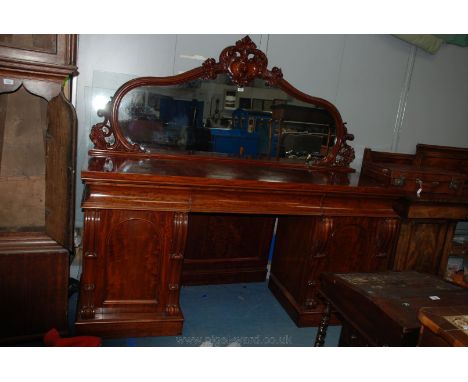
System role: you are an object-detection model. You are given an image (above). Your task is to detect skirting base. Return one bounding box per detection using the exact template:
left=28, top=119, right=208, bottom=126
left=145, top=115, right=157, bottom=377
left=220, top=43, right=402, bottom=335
left=268, top=273, right=339, bottom=327
left=75, top=312, right=184, bottom=338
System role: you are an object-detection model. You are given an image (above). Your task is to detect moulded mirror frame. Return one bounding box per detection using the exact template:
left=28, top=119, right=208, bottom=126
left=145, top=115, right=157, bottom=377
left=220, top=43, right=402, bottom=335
left=89, top=36, right=355, bottom=171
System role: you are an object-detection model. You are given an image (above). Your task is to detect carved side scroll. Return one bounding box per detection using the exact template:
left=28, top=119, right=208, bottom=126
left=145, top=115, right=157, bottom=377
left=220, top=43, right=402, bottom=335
left=89, top=100, right=143, bottom=152
left=89, top=118, right=113, bottom=150
left=333, top=126, right=355, bottom=168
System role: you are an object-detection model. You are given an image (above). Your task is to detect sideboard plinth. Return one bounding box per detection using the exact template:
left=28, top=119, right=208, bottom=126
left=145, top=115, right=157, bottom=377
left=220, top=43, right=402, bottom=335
left=75, top=312, right=183, bottom=338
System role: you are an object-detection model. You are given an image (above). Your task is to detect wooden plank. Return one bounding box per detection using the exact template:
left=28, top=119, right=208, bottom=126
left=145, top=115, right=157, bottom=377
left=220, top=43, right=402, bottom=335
left=45, top=92, right=76, bottom=250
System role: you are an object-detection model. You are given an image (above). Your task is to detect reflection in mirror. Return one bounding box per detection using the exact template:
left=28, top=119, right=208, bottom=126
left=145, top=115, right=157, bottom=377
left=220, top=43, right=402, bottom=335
left=117, top=74, right=336, bottom=162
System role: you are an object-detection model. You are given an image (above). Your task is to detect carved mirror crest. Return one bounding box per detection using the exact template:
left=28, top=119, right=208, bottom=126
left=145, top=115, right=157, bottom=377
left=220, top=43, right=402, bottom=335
left=89, top=36, right=355, bottom=170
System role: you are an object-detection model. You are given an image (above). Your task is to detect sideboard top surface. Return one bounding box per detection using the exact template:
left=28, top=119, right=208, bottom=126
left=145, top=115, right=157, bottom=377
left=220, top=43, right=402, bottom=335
left=82, top=155, right=404, bottom=196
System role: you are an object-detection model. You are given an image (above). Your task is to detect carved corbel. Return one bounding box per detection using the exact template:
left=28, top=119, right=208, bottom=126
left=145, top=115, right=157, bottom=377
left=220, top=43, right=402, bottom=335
left=311, top=217, right=334, bottom=258
left=375, top=218, right=399, bottom=258
left=78, top=210, right=100, bottom=320
left=302, top=217, right=334, bottom=310
left=165, top=212, right=188, bottom=316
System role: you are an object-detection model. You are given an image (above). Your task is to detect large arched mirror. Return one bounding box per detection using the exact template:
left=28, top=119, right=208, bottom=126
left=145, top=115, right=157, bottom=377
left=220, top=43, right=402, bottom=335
left=90, top=36, right=355, bottom=170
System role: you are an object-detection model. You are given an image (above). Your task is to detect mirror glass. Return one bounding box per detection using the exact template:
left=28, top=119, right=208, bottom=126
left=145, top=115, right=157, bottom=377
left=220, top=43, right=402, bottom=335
left=117, top=74, right=336, bottom=162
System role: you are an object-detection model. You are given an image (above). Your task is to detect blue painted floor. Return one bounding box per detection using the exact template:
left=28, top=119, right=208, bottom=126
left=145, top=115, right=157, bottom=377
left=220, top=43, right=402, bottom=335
left=101, top=282, right=341, bottom=347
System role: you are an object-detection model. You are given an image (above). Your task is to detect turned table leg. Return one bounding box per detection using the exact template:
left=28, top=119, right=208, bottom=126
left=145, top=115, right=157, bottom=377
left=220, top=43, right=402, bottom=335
left=314, top=301, right=331, bottom=347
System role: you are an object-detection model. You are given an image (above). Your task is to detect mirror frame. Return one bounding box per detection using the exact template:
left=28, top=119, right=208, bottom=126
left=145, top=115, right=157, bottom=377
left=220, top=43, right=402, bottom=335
left=89, top=36, right=355, bottom=170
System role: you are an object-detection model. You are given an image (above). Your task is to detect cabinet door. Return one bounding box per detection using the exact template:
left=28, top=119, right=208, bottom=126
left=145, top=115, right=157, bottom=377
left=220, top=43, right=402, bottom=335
left=394, top=220, right=456, bottom=275
left=45, top=93, right=77, bottom=251
left=301, top=217, right=398, bottom=309
left=269, top=215, right=399, bottom=326
left=79, top=209, right=174, bottom=318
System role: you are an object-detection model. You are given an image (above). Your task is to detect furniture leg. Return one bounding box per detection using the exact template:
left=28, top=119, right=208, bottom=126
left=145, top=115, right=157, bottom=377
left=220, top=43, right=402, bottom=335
left=314, top=301, right=331, bottom=347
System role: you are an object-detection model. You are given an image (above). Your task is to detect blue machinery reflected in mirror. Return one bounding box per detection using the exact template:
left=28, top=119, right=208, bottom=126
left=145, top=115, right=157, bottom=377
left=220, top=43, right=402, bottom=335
left=117, top=75, right=336, bottom=163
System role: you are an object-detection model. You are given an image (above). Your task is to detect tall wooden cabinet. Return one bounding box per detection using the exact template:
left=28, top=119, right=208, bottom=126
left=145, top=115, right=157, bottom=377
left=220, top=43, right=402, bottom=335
left=0, top=35, right=78, bottom=343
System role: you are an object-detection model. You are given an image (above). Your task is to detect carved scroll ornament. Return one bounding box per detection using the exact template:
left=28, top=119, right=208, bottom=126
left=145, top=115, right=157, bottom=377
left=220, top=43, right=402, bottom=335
left=333, top=126, right=356, bottom=168
left=89, top=99, right=143, bottom=152
left=200, top=36, right=284, bottom=87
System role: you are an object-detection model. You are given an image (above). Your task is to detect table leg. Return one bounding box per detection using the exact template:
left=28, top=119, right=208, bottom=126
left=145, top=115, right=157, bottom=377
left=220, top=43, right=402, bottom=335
left=314, top=301, right=331, bottom=347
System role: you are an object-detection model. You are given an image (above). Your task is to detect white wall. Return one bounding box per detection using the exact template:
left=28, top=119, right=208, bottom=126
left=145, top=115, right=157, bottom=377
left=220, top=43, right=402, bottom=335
left=399, top=44, right=468, bottom=153
left=266, top=34, right=414, bottom=164
left=75, top=34, right=178, bottom=229
left=73, top=34, right=468, bottom=227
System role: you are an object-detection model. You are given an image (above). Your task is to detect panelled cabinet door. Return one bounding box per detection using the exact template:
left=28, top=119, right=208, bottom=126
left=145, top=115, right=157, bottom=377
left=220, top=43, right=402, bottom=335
left=77, top=208, right=187, bottom=337
left=394, top=220, right=456, bottom=275
left=79, top=209, right=175, bottom=319
left=302, top=217, right=398, bottom=309
left=269, top=215, right=399, bottom=326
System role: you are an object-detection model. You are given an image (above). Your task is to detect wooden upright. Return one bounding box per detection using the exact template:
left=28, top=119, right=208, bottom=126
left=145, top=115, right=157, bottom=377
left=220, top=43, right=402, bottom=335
left=0, top=35, right=77, bottom=343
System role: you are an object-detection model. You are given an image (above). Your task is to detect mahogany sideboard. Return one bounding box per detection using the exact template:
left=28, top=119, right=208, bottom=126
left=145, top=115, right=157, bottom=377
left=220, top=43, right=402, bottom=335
left=75, top=156, right=403, bottom=337
left=74, top=36, right=468, bottom=338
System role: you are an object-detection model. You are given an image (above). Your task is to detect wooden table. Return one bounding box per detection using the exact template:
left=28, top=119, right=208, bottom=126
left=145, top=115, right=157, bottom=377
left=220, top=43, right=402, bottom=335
left=314, top=271, right=468, bottom=346
left=418, top=305, right=468, bottom=346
